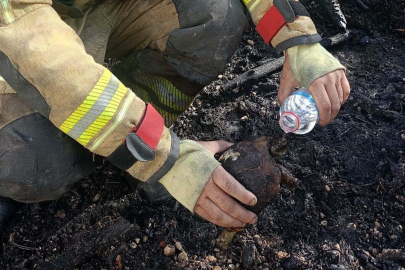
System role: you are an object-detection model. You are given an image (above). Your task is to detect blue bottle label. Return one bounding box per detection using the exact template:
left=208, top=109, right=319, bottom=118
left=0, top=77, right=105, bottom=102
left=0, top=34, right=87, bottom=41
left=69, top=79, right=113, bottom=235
left=294, top=90, right=319, bottom=115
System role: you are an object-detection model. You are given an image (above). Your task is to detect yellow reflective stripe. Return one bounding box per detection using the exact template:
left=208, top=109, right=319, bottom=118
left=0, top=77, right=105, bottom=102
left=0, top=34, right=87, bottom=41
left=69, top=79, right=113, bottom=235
left=89, top=91, right=135, bottom=152
left=76, top=81, right=128, bottom=146
left=243, top=0, right=253, bottom=5
left=59, top=69, right=111, bottom=134
left=0, top=0, right=15, bottom=24
left=248, top=0, right=262, bottom=12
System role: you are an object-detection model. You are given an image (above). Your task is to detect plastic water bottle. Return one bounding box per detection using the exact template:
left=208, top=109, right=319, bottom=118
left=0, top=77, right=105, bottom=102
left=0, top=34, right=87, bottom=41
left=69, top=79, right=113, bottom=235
left=279, top=88, right=319, bottom=134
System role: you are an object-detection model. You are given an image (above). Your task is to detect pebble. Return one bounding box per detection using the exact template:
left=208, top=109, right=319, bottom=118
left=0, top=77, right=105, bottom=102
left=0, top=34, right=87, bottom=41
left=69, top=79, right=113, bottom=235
left=320, top=213, right=326, bottom=219
left=320, top=220, right=328, bottom=226
left=371, top=248, right=378, bottom=256
left=143, top=236, right=148, bottom=242
left=213, top=267, right=222, bottom=270
left=325, top=185, right=331, bottom=192
left=135, top=238, right=140, bottom=244
left=247, top=40, right=255, bottom=45
left=164, top=245, right=176, bottom=257
left=218, top=75, right=223, bottom=79
left=130, top=242, right=137, bottom=249
left=92, top=194, right=101, bottom=202
left=232, top=88, right=239, bottom=93
left=252, top=92, right=257, bottom=97
left=271, top=101, right=277, bottom=106
left=175, top=241, right=184, bottom=251
left=177, top=251, right=188, bottom=263
left=207, top=255, right=217, bottom=262
left=240, top=116, right=249, bottom=122
left=276, top=251, right=290, bottom=259
left=401, top=134, right=405, bottom=140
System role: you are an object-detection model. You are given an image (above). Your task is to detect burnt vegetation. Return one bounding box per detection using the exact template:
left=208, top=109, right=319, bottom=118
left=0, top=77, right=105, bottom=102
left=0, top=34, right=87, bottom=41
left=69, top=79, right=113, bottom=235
left=1, top=0, right=405, bottom=269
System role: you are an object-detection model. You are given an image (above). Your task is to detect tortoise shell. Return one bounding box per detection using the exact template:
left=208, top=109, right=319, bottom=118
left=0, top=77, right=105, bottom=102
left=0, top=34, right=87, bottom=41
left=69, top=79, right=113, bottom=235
left=219, top=136, right=282, bottom=214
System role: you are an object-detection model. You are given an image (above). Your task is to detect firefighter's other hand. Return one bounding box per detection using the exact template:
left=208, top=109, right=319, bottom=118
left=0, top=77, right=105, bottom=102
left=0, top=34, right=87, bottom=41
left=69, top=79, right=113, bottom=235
left=278, top=49, right=350, bottom=126
left=194, top=141, right=258, bottom=228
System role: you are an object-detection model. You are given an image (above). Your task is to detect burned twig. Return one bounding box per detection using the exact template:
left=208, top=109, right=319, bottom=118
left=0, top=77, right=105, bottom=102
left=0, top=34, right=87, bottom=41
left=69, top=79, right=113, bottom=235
left=320, top=30, right=352, bottom=48
left=223, top=57, right=284, bottom=92
left=354, top=0, right=369, bottom=12
left=322, top=0, right=347, bottom=29
left=223, top=31, right=351, bottom=93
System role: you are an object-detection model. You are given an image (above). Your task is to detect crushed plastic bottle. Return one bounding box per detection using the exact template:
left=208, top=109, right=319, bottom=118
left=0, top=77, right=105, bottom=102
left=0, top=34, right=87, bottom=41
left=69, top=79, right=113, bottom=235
left=279, top=88, right=319, bottom=134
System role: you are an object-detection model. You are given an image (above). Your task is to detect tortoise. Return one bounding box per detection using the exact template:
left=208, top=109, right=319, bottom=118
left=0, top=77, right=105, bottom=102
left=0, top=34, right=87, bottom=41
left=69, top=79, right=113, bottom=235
left=219, top=136, right=299, bottom=215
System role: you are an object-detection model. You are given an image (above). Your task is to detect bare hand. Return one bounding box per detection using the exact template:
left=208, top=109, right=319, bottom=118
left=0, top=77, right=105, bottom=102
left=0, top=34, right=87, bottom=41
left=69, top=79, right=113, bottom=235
left=278, top=52, right=351, bottom=126
left=194, top=141, right=258, bottom=228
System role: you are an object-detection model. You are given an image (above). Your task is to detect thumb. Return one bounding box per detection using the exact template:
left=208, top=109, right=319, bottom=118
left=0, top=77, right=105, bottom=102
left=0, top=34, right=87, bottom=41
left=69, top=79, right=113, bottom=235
left=197, top=140, right=233, bottom=155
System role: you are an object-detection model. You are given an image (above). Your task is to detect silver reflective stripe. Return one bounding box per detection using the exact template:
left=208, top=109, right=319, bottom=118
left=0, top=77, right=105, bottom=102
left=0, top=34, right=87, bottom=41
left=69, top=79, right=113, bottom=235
left=68, top=74, right=120, bottom=139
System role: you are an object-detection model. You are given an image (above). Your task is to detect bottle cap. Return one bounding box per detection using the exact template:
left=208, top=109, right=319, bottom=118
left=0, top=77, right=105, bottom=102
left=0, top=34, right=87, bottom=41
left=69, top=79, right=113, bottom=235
left=279, top=111, right=300, bottom=133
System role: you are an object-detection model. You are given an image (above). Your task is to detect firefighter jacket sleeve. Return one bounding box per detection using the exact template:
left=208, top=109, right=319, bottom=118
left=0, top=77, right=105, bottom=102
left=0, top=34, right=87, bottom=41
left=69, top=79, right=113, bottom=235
left=0, top=1, right=183, bottom=187
left=243, top=0, right=346, bottom=89
left=243, top=0, right=322, bottom=54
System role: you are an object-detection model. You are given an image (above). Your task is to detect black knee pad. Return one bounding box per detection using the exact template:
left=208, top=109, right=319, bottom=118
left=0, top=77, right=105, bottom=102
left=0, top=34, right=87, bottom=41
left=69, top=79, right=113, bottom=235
left=0, top=113, right=95, bottom=203
left=165, top=0, right=249, bottom=85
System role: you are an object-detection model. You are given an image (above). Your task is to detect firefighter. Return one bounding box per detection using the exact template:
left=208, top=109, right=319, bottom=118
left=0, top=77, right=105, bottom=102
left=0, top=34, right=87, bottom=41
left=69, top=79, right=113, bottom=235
left=0, top=0, right=350, bottom=226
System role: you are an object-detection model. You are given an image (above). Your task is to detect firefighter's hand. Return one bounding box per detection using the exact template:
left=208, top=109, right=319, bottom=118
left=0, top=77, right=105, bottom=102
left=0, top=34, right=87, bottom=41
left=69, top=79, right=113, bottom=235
left=278, top=43, right=351, bottom=126
left=194, top=141, right=258, bottom=228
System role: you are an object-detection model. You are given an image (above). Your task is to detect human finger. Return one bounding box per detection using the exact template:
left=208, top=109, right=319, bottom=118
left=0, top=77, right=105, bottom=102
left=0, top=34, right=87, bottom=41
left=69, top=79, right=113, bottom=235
left=308, top=82, right=331, bottom=126
left=341, top=74, right=351, bottom=103
left=197, top=140, right=233, bottom=155
left=205, top=179, right=257, bottom=224
left=212, top=166, right=257, bottom=207
left=325, top=82, right=341, bottom=123
left=194, top=198, right=247, bottom=228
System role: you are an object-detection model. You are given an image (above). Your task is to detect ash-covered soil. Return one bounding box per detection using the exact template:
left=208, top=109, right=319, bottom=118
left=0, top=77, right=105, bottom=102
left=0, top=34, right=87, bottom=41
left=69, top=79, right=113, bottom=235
left=1, top=1, right=405, bottom=269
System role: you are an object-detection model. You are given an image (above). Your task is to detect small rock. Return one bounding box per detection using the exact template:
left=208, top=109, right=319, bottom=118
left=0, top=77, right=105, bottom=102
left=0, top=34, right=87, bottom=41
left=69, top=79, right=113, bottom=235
left=93, top=194, right=101, bottom=202
left=371, top=248, right=378, bottom=256
left=232, top=88, right=239, bottom=93
left=143, top=236, right=148, bottom=242
left=213, top=267, right=222, bottom=270
left=247, top=40, right=255, bottom=45
left=240, top=116, right=249, bottom=122
left=321, top=220, right=328, bottom=226
left=130, top=242, right=137, bottom=249
left=175, top=241, right=184, bottom=251
left=320, top=213, right=326, bottom=219
left=218, top=75, right=223, bottom=79
left=164, top=245, right=176, bottom=257
left=135, top=238, right=140, bottom=244
left=178, top=251, right=188, bottom=263
left=401, top=134, right=405, bottom=140
left=276, top=251, right=290, bottom=260
left=347, top=223, right=357, bottom=230
left=195, top=99, right=202, bottom=107
left=325, top=185, right=331, bottom=192
left=271, top=100, right=277, bottom=106
left=207, top=255, right=217, bottom=262
left=252, top=92, right=257, bottom=97
left=360, top=36, right=370, bottom=44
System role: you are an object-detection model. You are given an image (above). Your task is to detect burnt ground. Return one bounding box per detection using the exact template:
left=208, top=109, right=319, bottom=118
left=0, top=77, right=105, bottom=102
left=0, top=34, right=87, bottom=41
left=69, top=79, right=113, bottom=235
left=1, top=1, right=405, bottom=269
